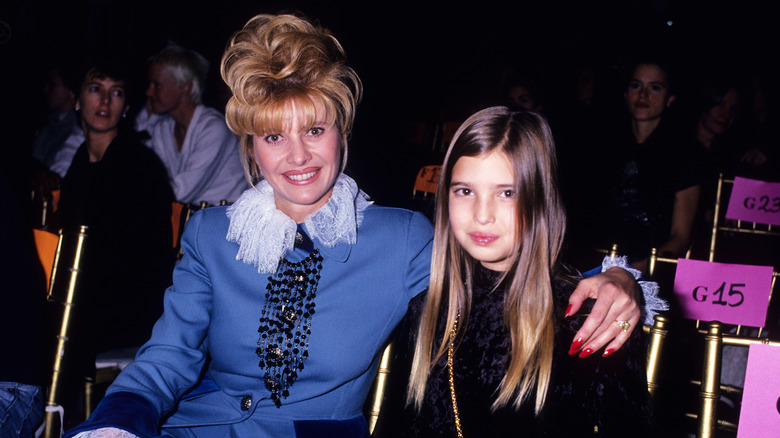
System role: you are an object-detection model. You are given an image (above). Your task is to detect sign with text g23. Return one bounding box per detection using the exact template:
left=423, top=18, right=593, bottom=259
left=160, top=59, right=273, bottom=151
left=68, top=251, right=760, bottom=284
left=673, top=259, right=774, bottom=326
left=726, top=176, right=780, bottom=226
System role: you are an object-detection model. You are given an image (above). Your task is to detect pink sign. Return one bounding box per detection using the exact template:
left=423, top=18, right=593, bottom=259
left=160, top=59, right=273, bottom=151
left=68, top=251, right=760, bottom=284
left=672, top=259, right=774, bottom=326
left=725, top=176, right=780, bottom=226
left=737, top=344, right=780, bottom=438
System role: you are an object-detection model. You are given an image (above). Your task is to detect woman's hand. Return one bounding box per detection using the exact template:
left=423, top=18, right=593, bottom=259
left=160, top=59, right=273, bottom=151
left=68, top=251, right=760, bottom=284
left=566, top=267, right=641, bottom=358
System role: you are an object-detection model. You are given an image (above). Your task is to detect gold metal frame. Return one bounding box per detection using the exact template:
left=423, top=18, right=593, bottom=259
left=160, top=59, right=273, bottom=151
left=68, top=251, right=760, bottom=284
left=44, top=226, right=88, bottom=438
left=708, top=173, right=779, bottom=263
left=367, top=342, right=393, bottom=434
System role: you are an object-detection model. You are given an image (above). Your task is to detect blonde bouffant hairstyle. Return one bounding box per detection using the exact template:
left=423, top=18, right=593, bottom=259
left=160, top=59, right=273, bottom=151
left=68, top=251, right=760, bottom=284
left=408, top=106, right=566, bottom=414
left=220, top=14, right=362, bottom=185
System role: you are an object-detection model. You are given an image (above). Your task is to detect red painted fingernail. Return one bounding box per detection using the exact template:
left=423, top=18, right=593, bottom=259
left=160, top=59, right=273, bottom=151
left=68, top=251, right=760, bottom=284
left=602, top=348, right=615, bottom=357
left=565, top=304, right=572, bottom=317
left=578, top=348, right=593, bottom=358
left=568, top=338, right=583, bottom=355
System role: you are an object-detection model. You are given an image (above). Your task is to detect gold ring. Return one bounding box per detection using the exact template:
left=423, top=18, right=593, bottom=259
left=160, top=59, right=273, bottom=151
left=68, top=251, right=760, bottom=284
left=615, top=320, right=630, bottom=332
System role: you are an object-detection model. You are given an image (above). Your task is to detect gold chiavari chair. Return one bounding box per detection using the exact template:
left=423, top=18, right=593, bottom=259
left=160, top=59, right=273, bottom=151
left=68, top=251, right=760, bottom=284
left=38, top=226, right=89, bottom=438
left=690, top=271, right=779, bottom=438
left=648, top=242, right=779, bottom=437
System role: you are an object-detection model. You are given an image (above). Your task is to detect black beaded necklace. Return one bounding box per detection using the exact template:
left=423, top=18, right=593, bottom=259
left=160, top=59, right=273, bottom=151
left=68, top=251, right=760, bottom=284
left=256, top=229, right=322, bottom=407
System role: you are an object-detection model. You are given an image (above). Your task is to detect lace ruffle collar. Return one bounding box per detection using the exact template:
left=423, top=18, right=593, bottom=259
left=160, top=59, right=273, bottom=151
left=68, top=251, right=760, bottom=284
left=226, top=173, right=372, bottom=273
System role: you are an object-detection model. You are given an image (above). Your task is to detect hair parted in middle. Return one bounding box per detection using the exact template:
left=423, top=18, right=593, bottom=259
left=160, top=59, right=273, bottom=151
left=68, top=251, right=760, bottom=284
left=407, top=106, right=567, bottom=414
left=221, top=13, right=363, bottom=185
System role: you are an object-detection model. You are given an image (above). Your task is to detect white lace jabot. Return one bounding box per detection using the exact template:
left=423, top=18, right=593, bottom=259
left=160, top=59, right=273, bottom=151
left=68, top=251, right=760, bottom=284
left=226, top=173, right=372, bottom=274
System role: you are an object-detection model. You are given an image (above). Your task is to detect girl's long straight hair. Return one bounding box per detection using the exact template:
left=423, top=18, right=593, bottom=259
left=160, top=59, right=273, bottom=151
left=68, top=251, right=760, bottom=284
left=407, top=106, right=567, bottom=413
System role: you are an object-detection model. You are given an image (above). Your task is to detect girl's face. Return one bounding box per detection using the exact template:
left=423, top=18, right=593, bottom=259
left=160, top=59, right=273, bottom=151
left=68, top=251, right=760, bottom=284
left=251, top=102, right=342, bottom=223
left=78, top=75, right=128, bottom=134
left=448, top=150, right=518, bottom=272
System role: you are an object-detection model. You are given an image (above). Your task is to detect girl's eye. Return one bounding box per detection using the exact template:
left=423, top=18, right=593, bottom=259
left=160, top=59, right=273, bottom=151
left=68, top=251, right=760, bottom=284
left=500, top=190, right=514, bottom=198
left=89, top=86, right=100, bottom=93
left=453, top=188, right=471, bottom=196
left=628, top=81, right=642, bottom=91
left=650, top=84, right=664, bottom=93
left=308, top=126, right=324, bottom=136
left=112, top=89, right=124, bottom=98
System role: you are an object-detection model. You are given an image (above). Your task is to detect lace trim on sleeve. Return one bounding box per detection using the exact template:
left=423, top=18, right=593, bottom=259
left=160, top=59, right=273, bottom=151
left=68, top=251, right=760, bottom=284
left=601, top=255, right=669, bottom=325
left=72, top=428, right=139, bottom=438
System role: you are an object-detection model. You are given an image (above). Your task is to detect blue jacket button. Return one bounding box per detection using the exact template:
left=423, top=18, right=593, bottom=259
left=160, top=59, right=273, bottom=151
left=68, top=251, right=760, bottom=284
left=241, top=395, right=252, bottom=411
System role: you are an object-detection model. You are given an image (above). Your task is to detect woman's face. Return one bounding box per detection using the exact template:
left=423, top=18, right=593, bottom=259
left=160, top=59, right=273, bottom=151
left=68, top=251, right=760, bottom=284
left=625, top=63, right=675, bottom=122
left=251, top=103, right=342, bottom=223
left=699, top=88, right=740, bottom=137
left=448, top=150, right=518, bottom=272
left=78, top=75, right=128, bottom=135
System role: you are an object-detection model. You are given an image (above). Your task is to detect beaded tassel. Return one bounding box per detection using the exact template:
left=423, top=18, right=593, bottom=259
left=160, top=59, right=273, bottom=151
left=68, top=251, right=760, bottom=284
left=257, top=250, right=323, bottom=407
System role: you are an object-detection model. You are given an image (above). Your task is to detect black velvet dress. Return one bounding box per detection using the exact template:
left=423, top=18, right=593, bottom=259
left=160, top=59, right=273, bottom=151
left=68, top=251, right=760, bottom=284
left=57, top=130, right=174, bottom=371
left=373, top=266, right=656, bottom=437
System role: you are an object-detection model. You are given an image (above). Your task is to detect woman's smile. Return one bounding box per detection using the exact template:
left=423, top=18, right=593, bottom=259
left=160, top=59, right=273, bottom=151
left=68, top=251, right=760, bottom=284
left=284, top=167, right=321, bottom=182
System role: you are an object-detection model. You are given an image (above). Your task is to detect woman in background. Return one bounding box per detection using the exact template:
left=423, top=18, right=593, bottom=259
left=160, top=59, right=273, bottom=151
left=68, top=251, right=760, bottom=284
left=56, top=58, right=173, bottom=421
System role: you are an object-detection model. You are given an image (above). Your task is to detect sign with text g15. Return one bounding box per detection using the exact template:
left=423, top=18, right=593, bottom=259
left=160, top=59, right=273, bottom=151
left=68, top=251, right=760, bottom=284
left=673, top=259, right=774, bottom=326
left=725, top=176, right=780, bottom=226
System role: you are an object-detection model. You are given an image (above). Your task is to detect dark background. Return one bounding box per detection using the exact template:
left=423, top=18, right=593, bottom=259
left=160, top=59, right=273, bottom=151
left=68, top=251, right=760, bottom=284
left=1, top=0, right=777, bottom=206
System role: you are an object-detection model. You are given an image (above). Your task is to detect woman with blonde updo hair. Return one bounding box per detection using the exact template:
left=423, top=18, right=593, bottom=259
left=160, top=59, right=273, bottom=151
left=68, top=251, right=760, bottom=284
left=66, top=13, right=644, bottom=438
left=221, top=13, right=361, bottom=184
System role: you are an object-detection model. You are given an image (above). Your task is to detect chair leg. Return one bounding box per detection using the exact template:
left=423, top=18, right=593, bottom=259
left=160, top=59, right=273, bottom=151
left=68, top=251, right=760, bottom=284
left=698, top=322, right=723, bottom=438
left=83, top=376, right=94, bottom=420
left=646, top=315, right=669, bottom=400
left=43, top=404, right=64, bottom=438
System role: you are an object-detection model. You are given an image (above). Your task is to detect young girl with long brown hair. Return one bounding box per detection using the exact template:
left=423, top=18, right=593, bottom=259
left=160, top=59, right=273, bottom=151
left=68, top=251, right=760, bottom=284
left=376, top=106, right=656, bottom=437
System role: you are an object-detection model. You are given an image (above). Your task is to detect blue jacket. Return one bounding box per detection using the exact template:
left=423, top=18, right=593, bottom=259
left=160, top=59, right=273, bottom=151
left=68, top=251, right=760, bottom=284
left=66, top=204, right=433, bottom=437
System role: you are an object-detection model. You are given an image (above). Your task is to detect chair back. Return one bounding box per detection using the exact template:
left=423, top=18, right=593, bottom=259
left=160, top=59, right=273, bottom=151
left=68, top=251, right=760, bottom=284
left=172, top=201, right=204, bottom=261
left=43, top=226, right=88, bottom=438
left=708, top=173, right=779, bottom=263
left=412, top=165, right=441, bottom=199
left=33, top=229, right=61, bottom=293
left=676, top=265, right=778, bottom=437
left=171, top=201, right=185, bottom=249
